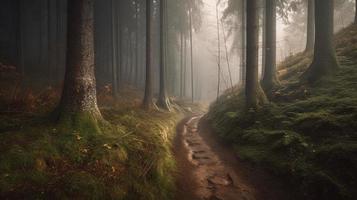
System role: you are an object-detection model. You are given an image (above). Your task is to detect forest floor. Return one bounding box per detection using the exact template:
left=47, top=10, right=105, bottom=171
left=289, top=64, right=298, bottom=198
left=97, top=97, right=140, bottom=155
left=174, top=115, right=290, bottom=200
left=0, top=78, right=193, bottom=199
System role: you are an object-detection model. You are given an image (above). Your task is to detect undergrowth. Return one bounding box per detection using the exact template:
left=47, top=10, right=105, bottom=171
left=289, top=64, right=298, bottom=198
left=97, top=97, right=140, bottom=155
left=207, top=24, right=357, bottom=200
left=0, top=103, right=181, bottom=199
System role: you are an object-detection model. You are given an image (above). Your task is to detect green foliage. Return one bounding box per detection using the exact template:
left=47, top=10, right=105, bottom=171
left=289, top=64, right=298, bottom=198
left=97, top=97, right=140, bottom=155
left=207, top=24, right=357, bottom=199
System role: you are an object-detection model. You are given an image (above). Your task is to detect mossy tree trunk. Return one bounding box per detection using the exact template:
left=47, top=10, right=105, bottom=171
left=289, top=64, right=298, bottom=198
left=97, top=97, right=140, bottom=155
left=157, top=0, right=171, bottom=111
left=245, top=0, right=268, bottom=108
left=261, top=0, right=279, bottom=94
left=302, top=0, right=338, bottom=83
left=56, top=0, right=103, bottom=131
left=305, top=0, right=315, bottom=52
left=143, top=0, right=156, bottom=110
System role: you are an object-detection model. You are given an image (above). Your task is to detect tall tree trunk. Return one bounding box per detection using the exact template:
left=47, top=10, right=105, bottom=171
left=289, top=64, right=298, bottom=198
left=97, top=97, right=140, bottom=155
left=216, top=2, right=221, bottom=99
left=116, top=0, right=122, bottom=90
left=111, top=0, right=118, bottom=98
left=17, top=0, right=25, bottom=77
left=355, top=0, right=357, bottom=24
left=241, top=0, right=246, bottom=85
left=56, top=0, right=103, bottom=129
left=221, top=18, right=233, bottom=90
left=261, top=0, right=266, bottom=77
left=305, top=0, right=315, bottom=52
left=261, top=0, right=279, bottom=94
left=157, top=0, right=171, bottom=110
left=245, top=0, right=267, bottom=108
left=135, top=1, right=140, bottom=87
left=48, top=0, right=58, bottom=85
left=180, top=31, right=184, bottom=98
left=183, top=34, right=187, bottom=98
left=143, top=0, right=155, bottom=110
left=189, top=7, right=194, bottom=103
left=40, top=0, right=49, bottom=82
left=303, top=0, right=338, bottom=83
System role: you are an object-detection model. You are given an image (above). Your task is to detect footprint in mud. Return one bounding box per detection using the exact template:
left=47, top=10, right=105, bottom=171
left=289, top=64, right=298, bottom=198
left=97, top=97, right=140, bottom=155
left=208, top=174, right=233, bottom=186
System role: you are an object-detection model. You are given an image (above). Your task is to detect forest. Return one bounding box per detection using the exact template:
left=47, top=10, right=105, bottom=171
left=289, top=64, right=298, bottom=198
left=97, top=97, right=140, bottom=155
left=0, top=0, right=356, bottom=199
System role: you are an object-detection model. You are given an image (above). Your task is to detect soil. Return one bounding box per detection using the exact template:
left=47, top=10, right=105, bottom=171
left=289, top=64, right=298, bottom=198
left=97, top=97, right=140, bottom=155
left=174, top=115, right=292, bottom=200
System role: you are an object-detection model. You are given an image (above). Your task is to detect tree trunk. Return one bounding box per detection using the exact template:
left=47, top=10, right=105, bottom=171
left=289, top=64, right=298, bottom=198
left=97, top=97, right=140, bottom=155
left=48, top=0, right=58, bottom=85
left=143, top=0, right=155, bottom=110
left=179, top=33, right=183, bottom=97
left=221, top=15, right=233, bottom=90
left=261, top=0, right=279, bottom=94
left=216, top=2, right=221, bottom=99
left=183, top=34, right=187, bottom=98
left=189, top=7, right=194, bottom=103
left=355, top=0, right=357, bottom=24
left=40, top=0, right=49, bottom=83
left=303, top=0, right=338, bottom=83
left=157, top=0, right=171, bottom=110
left=111, top=0, right=118, bottom=98
left=17, top=0, right=25, bottom=76
left=305, top=0, right=315, bottom=52
left=55, top=0, right=103, bottom=130
left=135, top=1, right=140, bottom=87
left=241, top=0, right=246, bottom=85
left=245, top=0, right=267, bottom=108
left=117, top=0, right=122, bottom=90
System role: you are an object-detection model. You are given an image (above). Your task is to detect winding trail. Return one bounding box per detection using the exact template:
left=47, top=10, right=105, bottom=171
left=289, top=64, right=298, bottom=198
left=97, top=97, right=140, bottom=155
left=174, top=116, right=290, bottom=200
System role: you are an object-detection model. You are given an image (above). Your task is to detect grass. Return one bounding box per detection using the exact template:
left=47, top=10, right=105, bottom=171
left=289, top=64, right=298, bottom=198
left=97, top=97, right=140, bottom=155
left=0, top=92, right=182, bottom=199
left=207, top=24, right=357, bottom=200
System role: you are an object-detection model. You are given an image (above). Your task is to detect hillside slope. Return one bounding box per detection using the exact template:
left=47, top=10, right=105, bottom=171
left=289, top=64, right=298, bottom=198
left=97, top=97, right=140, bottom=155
left=207, top=24, right=357, bottom=200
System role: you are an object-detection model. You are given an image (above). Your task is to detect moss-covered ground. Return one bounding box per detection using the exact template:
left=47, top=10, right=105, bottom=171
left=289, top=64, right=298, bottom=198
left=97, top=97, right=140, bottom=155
left=207, top=24, right=357, bottom=200
left=0, top=82, right=183, bottom=199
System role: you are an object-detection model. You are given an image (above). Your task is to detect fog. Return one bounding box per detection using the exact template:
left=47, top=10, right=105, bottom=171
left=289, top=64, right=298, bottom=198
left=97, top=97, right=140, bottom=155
left=189, top=0, right=355, bottom=102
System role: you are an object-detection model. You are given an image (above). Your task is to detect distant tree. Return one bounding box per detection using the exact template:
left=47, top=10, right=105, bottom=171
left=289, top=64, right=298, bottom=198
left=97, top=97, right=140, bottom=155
left=302, top=0, right=338, bottom=83
left=305, top=0, right=315, bottom=52
left=241, top=0, right=246, bottom=86
left=157, top=0, right=171, bottom=110
left=111, top=0, right=119, bottom=98
left=355, top=0, right=357, bottom=24
left=261, top=0, right=279, bottom=94
left=245, top=0, right=267, bottom=108
left=55, top=0, right=103, bottom=130
left=142, top=0, right=155, bottom=110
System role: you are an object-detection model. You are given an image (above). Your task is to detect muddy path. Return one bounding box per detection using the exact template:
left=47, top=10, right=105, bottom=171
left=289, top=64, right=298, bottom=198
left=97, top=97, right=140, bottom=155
left=174, top=116, right=291, bottom=200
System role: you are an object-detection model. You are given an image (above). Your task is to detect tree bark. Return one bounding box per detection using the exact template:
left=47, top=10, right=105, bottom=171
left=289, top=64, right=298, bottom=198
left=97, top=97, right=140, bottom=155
left=56, top=0, right=103, bottom=128
left=48, top=0, right=58, bottom=85
left=355, top=0, right=357, bottom=24
left=261, top=0, right=279, bottom=94
left=111, top=0, right=118, bottom=98
left=245, top=0, right=267, bottom=108
left=303, top=0, right=338, bottom=83
left=17, top=0, right=25, bottom=76
left=135, top=1, right=140, bottom=87
left=180, top=31, right=184, bottom=98
left=189, top=7, right=194, bottom=103
left=183, top=34, right=187, bottom=98
left=216, top=2, right=221, bottom=99
left=143, top=0, right=155, bottom=110
left=241, top=0, right=246, bottom=86
left=157, top=0, right=171, bottom=110
left=305, top=0, right=315, bottom=52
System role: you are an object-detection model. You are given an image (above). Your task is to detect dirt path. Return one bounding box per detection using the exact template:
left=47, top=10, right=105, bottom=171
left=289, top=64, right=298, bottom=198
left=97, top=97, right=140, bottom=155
left=174, top=116, right=290, bottom=200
